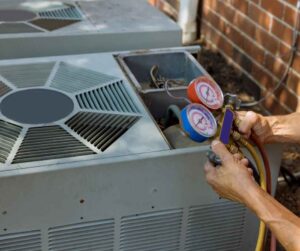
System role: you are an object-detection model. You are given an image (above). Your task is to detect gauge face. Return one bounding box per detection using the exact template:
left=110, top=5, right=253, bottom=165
left=187, top=104, right=217, bottom=137
left=193, top=77, right=223, bottom=110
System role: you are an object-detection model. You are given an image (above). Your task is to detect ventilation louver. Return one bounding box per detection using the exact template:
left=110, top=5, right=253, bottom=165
left=48, top=219, right=114, bottom=251
left=0, top=230, right=42, bottom=251
left=0, top=2, right=83, bottom=34
left=120, top=209, right=183, bottom=251
left=0, top=62, right=140, bottom=165
left=185, top=202, right=246, bottom=251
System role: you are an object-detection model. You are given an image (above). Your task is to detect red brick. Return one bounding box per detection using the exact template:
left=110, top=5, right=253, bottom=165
left=216, top=0, right=235, bottom=23
left=231, top=0, right=248, bottom=15
left=274, top=85, right=299, bottom=111
left=250, top=63, right=276, bottom=88
left=278, top=42, right=293, bottom=62
left=264, top=53, right=287, bottom=78
left=248, top=2, right=272, bottom=31
left=283, top=5, right=299, bottom=27
left=271, top=19, right=294, bottom=45
left=254, top=27, right=279, bottom=54
left=292, top=52, right=300, bottom=72
left=263, top=96, right=290, bottom=115
left=287, top=71, right=300, bottom=94
left=204, top=0, right=218, bottom=9
left=286, top=0, right=298, bottom=6
left=261, top=0, right=285, bottom=18
left=232, top=12, right=255, bottom=38
left=242, top=38, right=265, bottom=63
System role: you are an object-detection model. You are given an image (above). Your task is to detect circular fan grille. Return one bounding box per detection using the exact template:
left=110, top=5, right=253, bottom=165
left=0, top=62, right=140, bottom=165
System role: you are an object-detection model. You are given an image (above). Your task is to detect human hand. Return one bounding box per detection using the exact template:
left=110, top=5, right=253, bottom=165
left=237, top=111, right=274, bottom=144
left=204, top=140, right=258, bottom=204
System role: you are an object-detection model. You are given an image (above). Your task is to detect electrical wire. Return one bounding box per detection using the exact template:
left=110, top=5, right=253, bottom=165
left=241, top=2, right=300, bottom=108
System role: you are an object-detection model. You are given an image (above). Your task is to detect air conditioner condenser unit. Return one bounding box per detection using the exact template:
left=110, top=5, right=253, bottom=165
left=0, top=47, right=282, bottom=251
left=0, top=0, right=181, bottom=60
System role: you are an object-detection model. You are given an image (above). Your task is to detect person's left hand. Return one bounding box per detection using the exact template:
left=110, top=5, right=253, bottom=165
left=204, top=140, right=258, bottom=204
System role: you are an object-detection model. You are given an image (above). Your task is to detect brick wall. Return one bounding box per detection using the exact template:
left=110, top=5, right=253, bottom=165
left=201, top=0, right=300, bottom=114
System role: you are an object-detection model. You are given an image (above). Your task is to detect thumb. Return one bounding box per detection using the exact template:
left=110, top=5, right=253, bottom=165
left=238, top=111, right=258, bottom=135
left=211, top=140, right=233, bottom=165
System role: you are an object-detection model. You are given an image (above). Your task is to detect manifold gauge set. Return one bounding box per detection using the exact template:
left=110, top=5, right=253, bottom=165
left=180, top=76, right=224, bottom=143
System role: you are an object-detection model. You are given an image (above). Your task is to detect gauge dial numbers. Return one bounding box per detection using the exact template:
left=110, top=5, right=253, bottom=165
left=187, top=76, right=224, bottom=110
left=180, top=104, right=217, bottom=142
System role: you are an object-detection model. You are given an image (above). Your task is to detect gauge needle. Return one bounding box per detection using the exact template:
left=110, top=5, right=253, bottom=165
left=205, top=87, right=210, bottom=102
left=196, top=116, right=205, bottom=126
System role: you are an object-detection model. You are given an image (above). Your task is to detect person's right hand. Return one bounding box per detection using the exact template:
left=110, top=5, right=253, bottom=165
left=237, top=111, right=274, bottom=144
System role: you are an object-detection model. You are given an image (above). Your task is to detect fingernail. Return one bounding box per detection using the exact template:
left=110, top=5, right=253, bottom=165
left=212, top=140, right=220, bottom=146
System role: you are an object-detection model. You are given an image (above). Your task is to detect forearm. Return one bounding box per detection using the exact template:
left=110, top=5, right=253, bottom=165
left=244, top=185, right=300, bottom=251
left=266, top=112, right=300, bottom=144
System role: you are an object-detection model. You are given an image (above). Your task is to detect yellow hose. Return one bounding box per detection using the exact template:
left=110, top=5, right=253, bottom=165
left=239, top=138, right=266, bottom=251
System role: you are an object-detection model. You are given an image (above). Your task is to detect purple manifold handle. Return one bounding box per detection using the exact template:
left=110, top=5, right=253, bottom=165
left=219, top=108, right=234, bottom=144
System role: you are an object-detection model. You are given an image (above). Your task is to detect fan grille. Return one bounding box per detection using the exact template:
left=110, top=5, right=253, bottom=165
left=0, top=120, right=22, bottom=163
left=0, top=81, right=11, bottom=97
left=76, top=80, right=139, bottom=113
left=13, top=126, right=95, bottom=164
left=0, top=62, right=54, bottom=88
left=0, top=4, right=83, bottom=34
left=66, top=112, right=140, bottom=151
left=51, top=62, right=117, bottom=93
left=0, top=61, right=142, bottom=165
left=38, top=6, right=83, bottom=20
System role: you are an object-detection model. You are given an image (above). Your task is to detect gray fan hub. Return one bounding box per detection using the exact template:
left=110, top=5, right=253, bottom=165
left=0, top=88, right=74, bottom=124
left=0, top=9, right=37, bottom=22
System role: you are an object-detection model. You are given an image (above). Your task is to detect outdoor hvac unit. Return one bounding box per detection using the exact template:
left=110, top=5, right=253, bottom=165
left=0, top=0, right=181, bottom=60
left=0, top=48, right=281, bottom=251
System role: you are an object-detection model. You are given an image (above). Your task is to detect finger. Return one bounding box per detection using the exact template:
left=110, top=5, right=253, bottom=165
left=233, top=153, right=243, bottom=161
left=241, top=158, right=249, bottom=166
left=204, top=161, right=216, bottom=174
left=238, top=111, right=258, bottom=135
left=247, top=168, right=253, bottom=175
left=211, top=140, right=233, bottom=165
left=204, top=162, right=217, bottom=183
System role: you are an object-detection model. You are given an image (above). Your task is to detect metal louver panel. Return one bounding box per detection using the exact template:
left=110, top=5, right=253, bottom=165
left=13, top=126, right=94, bottom=164
left=0, top=230, right=42, bottom=251
left=0, top=120, right=22, bottom=163
left=0, top=63, right=55, bottom=88
left=38, top=6, right=83, bottom=20
left=48, top=219, right=114, bottom=251
left=0, top=23, right=42, bottom=34
left=0, top=81, right=11, bottom=97
left=185, top=202, right=246, bottom=251
left=51, top=63, right=117, bottom=93
left=120, top=209, right=183, bottom=251
left=76, top=81, right=139, bottom=113
left=66, top=112, right=140, bottom=151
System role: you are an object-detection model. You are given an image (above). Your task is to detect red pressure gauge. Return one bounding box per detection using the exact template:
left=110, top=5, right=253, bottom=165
left=187, top=76, right=224, bottom=110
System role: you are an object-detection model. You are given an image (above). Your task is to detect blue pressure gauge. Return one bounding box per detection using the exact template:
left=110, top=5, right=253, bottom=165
left=181, top=104, right=217, bottom=142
